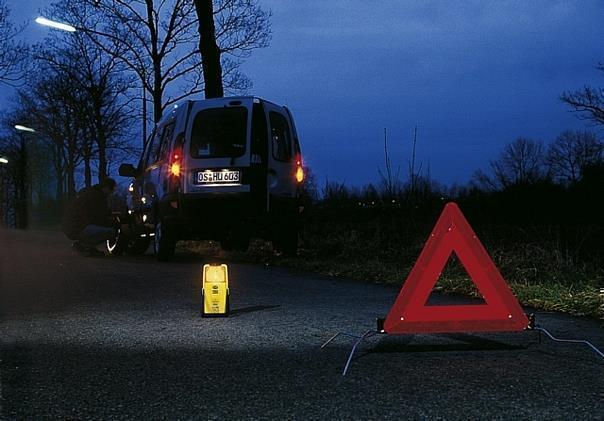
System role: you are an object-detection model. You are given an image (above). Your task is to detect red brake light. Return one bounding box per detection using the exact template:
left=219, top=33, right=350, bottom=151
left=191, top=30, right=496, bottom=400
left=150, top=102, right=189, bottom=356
left=170, top=148, right=182, bottom=177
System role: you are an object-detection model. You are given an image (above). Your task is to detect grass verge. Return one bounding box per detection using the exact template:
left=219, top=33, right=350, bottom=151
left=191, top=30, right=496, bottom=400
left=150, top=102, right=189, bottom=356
left=179, top=240, right=604, bottom=320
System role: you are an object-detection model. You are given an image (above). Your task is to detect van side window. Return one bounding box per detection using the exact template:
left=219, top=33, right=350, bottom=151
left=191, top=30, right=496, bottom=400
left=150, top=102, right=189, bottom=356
left=142, top=128, right=159, bottom=168
left=159, top=123, right=175, bottom=161
left=269, top=112, right=292, bottom=162
left=144, top=127, right=163, bottom=167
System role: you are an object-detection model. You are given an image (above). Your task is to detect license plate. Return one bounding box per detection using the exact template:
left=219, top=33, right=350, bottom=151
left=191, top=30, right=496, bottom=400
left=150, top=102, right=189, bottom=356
left=196, top=170, right=241, bottom=184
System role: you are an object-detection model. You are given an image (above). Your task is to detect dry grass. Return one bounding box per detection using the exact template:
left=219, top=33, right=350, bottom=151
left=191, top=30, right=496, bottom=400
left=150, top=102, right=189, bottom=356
left=179, top=239, right=603, bottom=319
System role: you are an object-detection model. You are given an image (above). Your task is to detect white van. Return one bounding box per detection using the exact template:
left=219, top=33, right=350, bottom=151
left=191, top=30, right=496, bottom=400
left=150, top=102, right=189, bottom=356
left=117, top=96, right=304, bottom=260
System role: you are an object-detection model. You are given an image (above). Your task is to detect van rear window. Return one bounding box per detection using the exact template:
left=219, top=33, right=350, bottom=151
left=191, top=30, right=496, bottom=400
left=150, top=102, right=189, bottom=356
left=190, top=107, right=248, bottom=158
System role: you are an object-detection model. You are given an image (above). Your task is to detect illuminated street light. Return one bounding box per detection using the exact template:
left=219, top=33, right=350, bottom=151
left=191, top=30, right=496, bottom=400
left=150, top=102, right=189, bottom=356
left=35, top=16, right=76, bottom=32
left=15, top=125, right=36, bottom=133
left=35, top=15, right=146, bottom=146
left=0, top=157, right=8, bottom=164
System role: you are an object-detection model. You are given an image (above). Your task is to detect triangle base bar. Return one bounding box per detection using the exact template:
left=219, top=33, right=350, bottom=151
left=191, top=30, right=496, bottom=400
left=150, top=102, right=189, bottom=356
left=379, top=317, right=528, bottom=334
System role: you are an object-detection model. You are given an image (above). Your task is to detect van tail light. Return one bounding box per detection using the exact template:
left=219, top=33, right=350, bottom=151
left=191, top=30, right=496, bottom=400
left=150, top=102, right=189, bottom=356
left=170, top=162, right=181, bottom=177
left=170, top=148, right=182, bottom=177
left=167, top=146, right=182, bottom=194
left=295, top=154, right=304, bottom=183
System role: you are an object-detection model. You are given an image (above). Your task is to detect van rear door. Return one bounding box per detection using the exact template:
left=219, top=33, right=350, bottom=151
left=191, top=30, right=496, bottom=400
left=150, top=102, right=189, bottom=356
left=183, top=98, right=253, bottom=195
left=263, top=102, right=297, bottom=200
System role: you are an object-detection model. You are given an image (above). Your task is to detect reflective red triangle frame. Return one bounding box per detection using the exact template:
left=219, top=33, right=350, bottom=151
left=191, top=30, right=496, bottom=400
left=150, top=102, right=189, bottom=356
left=384, top=203, right=529, bottom=334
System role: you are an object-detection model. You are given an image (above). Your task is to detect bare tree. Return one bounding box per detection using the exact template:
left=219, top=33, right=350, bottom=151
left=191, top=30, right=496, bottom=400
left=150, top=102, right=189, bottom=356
left=33, top=17, right=137, bottom=180
left=0, top=108, right=57, bottom=228
left=377, top=128, right=401, bottom=199
left=21, top=65, right=137, bottom=197
left=15, top=74, right=86, bottom=198
left=473, top=138, right=548, bottom=190
left=561, top=63, right=604, bottom=127
left=0, top=0, right=26, bottom=86
left=195, top=0, right=271, bottom=98
left=547, top=130, right=604, bottom=185
left=194, top=0, right=222, bottom=98
left=59, top=0, right=270, bottom=131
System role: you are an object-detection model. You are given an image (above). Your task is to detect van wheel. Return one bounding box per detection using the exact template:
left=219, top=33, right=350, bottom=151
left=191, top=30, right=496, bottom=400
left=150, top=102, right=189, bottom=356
left=154, top=221, right=176, bottom=261
left=106, top=228, right=127, bottom=256
left=127, top=237, right=150, bottom=255
left=273, top=226, right=298, bottom=257
left=220, top=226, right=250, bottom=252
left=220, top=235, right=250, bottom=252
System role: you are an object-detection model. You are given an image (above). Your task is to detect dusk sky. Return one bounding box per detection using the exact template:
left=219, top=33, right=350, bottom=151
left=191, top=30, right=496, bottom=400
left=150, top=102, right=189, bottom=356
left=2, top=0, right=603, bottom=187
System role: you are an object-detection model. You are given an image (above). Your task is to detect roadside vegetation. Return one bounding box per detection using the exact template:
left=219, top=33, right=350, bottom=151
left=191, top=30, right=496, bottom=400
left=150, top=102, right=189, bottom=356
left=183, top=137, right=604, bottom=320
left=183, top=197, right=603, bottom=319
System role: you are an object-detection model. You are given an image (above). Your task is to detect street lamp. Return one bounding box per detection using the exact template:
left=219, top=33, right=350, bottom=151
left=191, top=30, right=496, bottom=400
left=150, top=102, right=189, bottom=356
left=35, top=17, right=76, bottom=32
left=0, top=157, right=8, bottom=164
left=35, top=16, right=148, bottom=147
left=15, top=125, right=36, bottom=133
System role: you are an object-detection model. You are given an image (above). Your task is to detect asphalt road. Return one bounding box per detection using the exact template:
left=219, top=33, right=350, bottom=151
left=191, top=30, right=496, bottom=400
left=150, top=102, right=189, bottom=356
left=1, top=229, right=603, bottom=420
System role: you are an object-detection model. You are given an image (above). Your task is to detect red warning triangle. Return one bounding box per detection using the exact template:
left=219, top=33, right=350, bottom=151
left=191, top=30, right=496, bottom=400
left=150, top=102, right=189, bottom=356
left=384, top=202, right=528, bottom=334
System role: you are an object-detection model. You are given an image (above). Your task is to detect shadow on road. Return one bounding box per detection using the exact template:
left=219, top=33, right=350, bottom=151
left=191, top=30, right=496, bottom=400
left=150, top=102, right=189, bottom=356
left=230, top=305, right=281, bottom=316
left=369, top=333, right=528, bottom=353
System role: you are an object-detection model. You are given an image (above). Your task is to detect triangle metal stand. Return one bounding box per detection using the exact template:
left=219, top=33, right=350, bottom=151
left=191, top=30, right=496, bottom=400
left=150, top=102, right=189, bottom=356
left=322, top=315, right=603, bottom=377
left=321, top=329, right=382, bottom=376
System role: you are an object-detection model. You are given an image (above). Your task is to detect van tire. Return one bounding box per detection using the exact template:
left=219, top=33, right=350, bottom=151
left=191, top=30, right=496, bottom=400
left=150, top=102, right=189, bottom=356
left=106, top=228, right=127, bottom=256
left=127, top=237, right=151, bottom=255
left=154, top=221, right=176, bottom=261
left=273, top=225, right=298, bottom=257
left=220, top=234, right=250, bottom=252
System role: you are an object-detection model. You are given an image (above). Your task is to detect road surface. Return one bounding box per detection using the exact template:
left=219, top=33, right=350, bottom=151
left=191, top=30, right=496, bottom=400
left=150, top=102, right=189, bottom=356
left=1, top=229, right=603, bottom=419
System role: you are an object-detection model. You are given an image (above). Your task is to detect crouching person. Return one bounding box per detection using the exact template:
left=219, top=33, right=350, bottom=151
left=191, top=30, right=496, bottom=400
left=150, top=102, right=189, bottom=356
left=63, top=177, right=118, bottom=257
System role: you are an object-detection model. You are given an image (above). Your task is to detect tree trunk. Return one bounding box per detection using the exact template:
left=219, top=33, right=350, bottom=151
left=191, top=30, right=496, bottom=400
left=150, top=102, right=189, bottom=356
left=95, top=109, right=107, bottom=180
left=194, top=0, right=224, bottom=99
left=67, top=142, right=77, bottom=198
left=16, top=135, right=28, bottom=229
left=84, top=155, right=92, bottom=188
left=67, top=166, right=76, bottom=198
left=52, top=141, right=64, bottom=201
left=153, top=76, right=163, bottom=124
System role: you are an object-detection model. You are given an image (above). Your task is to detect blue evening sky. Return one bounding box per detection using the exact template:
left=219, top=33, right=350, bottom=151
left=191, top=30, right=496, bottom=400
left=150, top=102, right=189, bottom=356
left=2, top=0, right=603, bottom=187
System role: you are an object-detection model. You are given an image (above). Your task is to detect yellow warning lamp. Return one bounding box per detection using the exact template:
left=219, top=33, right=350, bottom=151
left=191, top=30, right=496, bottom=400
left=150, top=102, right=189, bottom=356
left=201, top=264, right=229, bottom=317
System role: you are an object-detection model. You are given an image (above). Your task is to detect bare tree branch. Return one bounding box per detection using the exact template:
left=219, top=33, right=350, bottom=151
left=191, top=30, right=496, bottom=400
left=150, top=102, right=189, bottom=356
left=0, top=0, right=27, bottom=86
left=561, top=64, right=604, bottom=127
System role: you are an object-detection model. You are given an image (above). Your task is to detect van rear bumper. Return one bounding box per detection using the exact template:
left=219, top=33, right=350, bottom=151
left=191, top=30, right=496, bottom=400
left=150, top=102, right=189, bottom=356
left=179, top=192, right=257, bottom=218
left=158, top=192, right=299, bottom=240
left=158, top=192, right=262, bottom=237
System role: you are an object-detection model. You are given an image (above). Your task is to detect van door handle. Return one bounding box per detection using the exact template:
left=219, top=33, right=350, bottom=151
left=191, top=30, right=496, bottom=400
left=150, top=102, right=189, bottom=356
left=267, top=169, right=278, bottom=188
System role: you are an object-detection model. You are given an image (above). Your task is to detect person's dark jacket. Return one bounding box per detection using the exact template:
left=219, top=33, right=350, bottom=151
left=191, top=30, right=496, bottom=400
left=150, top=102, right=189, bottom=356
left=62, top=185, right=113, bottom=240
